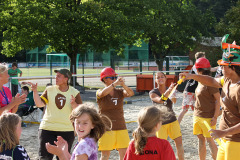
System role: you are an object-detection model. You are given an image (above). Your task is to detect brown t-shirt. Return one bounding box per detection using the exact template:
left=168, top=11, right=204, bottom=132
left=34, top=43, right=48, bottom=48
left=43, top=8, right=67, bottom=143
left=219, top=77, right=240, bottom=142
left=97, top=88, right=126, bottom=130
left=194, top=83, right=219, bottom=118
left=149, top=88, right=177, bottom=125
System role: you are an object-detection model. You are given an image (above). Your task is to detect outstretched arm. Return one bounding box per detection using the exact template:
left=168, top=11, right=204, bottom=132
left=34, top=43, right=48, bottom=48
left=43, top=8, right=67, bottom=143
left=180, top=73, right=222, bottom=88
left=210, top=66, right=218, bottom=72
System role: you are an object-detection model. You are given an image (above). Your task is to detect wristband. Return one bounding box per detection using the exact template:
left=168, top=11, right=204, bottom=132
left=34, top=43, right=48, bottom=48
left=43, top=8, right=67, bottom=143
left=161, top=94, right=168, bottom=101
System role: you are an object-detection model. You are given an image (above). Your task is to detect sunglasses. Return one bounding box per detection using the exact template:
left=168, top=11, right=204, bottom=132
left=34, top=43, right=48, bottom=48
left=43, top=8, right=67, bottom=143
left=105, top=76, right=118, bottom=80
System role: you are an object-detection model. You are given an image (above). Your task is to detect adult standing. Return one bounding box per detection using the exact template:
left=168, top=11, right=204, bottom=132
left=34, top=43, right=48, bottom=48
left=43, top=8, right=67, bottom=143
left=29, top=69, right=82, bottom=160
left=8, top=62, right=22, bottom=96
left=149, top=71, right=184, bottom=160
left=180, top=34, right=240, bottom=160
left=192, top=58, right=220, bottom=160
left=97, top=67, right=134, bottom=160
left=0, top=64, right=26, bottom=115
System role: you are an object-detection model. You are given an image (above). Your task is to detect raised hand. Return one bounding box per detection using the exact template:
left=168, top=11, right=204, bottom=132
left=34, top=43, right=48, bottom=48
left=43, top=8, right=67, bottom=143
left=56, top=136, right=69, bottom=152
left=28, top=82, right=38, bottom=92
left=114, top=77, right=125, bottom=86
left=70, top=95, right=77, bottom=109
left=179, top=72, right=192, bottom=82
left=46, top=136, right=69, bottom=158
left=70, top=95, right=76, bottom=105
left=13, top=93, right=27, bottom=105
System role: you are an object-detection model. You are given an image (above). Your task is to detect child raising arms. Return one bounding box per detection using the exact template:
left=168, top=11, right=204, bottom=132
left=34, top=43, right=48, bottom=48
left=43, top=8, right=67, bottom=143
left=124, top=106, right=176, bottom=160
left=46, top=103, right=111, bottom=160
left=0, top=112, right=30, bottom=159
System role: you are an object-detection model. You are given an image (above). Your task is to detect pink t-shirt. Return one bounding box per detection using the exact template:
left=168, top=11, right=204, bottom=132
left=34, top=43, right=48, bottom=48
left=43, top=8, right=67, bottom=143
left=0, top=86, right=12, bottom=112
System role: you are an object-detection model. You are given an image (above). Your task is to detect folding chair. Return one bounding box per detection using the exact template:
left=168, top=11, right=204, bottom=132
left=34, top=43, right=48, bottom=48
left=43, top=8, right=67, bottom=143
left=22, top=106, right=43, bottom=124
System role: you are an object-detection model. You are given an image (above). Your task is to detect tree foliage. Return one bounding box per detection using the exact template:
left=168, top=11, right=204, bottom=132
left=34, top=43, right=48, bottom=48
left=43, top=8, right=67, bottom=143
left=216, top=0, right=240, bottom=42
left=1, top=0, right=135, bottom=75
left=192, top=0, right=238, bottom=35
left=1, top=0, right=217, bottom=72
left=106, top=0, right=215, bottom=70
left=193, top=0, right=238, bottom=22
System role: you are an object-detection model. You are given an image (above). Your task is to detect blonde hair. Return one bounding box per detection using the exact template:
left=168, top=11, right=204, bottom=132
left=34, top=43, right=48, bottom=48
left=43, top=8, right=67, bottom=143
left=0, top=112, right=21, bottom=152
left=195, top=52, right=205, bottom=60
left=133, top=106, right=167, bottom=155
left=70, top=103, right=111, bottom=142
left=0, top=64, right=8, bottom=74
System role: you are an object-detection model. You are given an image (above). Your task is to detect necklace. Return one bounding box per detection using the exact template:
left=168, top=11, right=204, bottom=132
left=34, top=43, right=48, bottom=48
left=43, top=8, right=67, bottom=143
left=0, top=87, right=9, bottom=104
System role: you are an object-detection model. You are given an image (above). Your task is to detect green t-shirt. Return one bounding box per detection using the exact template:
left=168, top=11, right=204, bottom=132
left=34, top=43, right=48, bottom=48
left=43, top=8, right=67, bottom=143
left=8, top=68, right=22, bottom=85
left=25, top=91, right=35, bottom=106
left=19, top=91, right=35, bottom=109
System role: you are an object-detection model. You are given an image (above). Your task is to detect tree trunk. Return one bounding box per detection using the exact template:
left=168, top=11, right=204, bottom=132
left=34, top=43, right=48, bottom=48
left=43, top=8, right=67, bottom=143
left=155, top=58, right=164, bottom=71
left=149, top=36, right=171, bottom=71
left=149, top=37, right=165, bottom=71
left=68, top=52, right=77, bottom=86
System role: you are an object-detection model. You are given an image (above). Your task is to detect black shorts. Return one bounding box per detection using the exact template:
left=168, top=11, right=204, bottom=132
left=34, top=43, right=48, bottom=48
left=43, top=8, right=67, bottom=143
left=38, top=129, right=75, bottom=160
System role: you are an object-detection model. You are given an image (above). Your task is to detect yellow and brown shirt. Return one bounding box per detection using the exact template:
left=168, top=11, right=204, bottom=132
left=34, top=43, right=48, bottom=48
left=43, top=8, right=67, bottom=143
left=40, top=85, right=81, bottom=131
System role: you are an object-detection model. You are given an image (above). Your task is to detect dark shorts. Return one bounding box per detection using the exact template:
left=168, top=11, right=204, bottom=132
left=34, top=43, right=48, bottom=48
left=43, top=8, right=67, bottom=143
left=11, top=84, right=18, bottom=97
left=38, top=129, right=75, bottom=160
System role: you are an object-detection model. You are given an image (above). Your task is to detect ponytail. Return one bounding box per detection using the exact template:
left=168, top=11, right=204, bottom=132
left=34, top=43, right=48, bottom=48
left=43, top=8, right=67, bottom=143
left=133, top=127, right=148, bottom=155
left=133, top=106, right=169, bottom=155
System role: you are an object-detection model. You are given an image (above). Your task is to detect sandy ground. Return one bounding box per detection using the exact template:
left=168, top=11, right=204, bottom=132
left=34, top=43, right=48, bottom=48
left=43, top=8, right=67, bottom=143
left=21, top=91, right=219, bottom=160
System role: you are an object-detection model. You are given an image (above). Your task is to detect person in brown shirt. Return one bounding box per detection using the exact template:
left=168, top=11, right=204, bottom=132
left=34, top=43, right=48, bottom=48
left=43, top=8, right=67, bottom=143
left=96, top=67, right=134, bottom=160
left=180, top=34, right=240, bottom=160
left=192, top=57, right=220, bottom=160
left=149, top=71, right=184, bottom=160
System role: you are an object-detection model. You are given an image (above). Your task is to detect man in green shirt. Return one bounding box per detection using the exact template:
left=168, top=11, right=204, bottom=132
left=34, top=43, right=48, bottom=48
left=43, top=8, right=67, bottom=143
left=8, top=62, right=22, bottom=96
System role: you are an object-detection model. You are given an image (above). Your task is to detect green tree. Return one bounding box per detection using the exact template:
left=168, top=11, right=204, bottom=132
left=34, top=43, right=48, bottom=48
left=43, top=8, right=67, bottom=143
left=193, top=0, right=237, bottom=22
left=216, top=0, right=240, bottom=42
left=107, top=0, right=215, bottom=70
left=1, top=0, right=134, bottom=78
left=192, top=0, right=238, bottom=35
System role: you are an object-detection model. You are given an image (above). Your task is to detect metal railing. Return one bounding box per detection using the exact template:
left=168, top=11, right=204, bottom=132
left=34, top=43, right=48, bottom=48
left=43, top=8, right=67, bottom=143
left=8, top=70, right=188, bottom=92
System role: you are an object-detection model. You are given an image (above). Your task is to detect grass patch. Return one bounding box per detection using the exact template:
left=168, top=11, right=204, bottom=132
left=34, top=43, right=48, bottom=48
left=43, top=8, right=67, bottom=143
left=21, top=68, right=133, bottom=77
left=37, top=86, right=46, bottom=92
